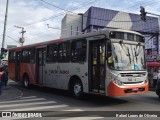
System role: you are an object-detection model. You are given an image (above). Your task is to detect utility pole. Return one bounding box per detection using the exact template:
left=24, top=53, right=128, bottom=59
left=15, top=26, right=26, bottom=46
left=2, top=0, right=9, bottom=48
left=1, top=0, right=9, bottom=65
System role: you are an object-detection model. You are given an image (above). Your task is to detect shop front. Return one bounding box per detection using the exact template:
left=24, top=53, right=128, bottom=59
left=146, top=62, right=160, bottom=88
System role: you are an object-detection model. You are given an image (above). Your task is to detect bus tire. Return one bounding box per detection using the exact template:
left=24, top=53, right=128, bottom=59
left=23, top=74, right=29, bottom=88
left=71, top=80, right=83, bottom=99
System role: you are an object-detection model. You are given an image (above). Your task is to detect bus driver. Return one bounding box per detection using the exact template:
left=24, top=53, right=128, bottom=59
left=108, top=51, right=114, bottom=68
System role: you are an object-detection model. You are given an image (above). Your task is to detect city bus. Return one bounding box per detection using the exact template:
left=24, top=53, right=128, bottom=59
left=8, top=29, right=148, bottom=98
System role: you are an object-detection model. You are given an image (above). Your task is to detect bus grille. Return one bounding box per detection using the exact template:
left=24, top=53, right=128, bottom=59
left=124, top=88, right=145, bottom=93
left=120, top=72, right=146, bottom=77
left=123, top=81, right=143, bottom=84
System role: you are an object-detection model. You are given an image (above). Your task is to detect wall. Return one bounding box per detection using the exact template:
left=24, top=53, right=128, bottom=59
left=61, top=14, right=83, bottom=38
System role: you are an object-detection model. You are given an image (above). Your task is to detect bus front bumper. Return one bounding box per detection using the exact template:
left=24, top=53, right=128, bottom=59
left=107, top=82, right=148, bottom=96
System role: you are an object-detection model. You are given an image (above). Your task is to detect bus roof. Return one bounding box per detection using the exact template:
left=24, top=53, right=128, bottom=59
left=9, top=29, right=143, bottom=51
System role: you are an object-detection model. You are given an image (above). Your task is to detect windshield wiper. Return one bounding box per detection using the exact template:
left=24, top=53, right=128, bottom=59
left=119, top=40, right=131, bottom=64
left=134, top=47, right=138, bottom=62
left=111, top=44, right=118, bottom=63
left=135, top=42, right=142, bottom=56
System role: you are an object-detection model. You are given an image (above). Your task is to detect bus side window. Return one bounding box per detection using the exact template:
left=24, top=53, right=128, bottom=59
left=9, top=51, right=16, bottom=63
left=71, top=39, right=87, bottom=62
left=21, top=49, right=30, bottom=63
left=30, top=47, right=35, bottom=63
left=47, top=44, right=57, bottom=63
left=63, top=42, right=70, bottom=62
left=57, top=42, right=70, bottom=62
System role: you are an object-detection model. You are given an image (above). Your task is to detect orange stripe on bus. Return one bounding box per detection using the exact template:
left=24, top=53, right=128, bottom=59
left=107, top=82, right=148, bottom=96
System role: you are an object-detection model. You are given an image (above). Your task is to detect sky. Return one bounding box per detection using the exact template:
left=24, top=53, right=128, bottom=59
left=0, top=0, right=160, bottom=48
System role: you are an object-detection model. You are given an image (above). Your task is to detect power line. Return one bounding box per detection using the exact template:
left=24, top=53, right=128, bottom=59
left=39, top=0, right=75, bottom=14
left=35, top=0, right=56, bottom=11
left=5, top=35, right=21, bottom=44
left=47, top=24, right=84, bottom=33
left=22, top=0, right=97, bottom=26
left=1, top=1, right=158, bottom=48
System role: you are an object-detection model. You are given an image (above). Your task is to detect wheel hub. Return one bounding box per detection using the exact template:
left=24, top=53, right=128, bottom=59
left=74, top=84, right=81, bottom=95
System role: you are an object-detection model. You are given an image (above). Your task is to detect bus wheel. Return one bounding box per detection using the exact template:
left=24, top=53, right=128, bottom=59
left=23, top=75, right=29, bottom=88
left=72, top=81, right=83, bottom=99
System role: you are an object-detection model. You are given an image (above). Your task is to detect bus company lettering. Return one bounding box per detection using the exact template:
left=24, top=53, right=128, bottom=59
left=49, top=66, right=69, bottom=74
left=50, top=70, right=69, bottom=74
left=49, top=70, right=69, bottom=74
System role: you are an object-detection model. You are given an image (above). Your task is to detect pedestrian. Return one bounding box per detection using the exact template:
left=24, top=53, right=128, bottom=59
left=2, top=65, right=8, bottom=86
left=0, top=67, right=8, bottom=95
left=152, top=69, right=158, bottom=88
left=157, top=70, right=160, bottom=87
left=0, top=67, right=5, bottom=95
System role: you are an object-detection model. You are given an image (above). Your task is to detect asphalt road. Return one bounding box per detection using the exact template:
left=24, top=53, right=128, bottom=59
left=0, top=81, right=160, bottom=120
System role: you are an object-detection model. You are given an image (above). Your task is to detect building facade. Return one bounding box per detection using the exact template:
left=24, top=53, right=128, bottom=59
left=61, top=13, right=83, bottom=38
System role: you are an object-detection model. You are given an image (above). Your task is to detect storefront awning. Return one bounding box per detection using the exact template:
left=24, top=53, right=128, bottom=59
left=146, top=62, right=160, bottom=66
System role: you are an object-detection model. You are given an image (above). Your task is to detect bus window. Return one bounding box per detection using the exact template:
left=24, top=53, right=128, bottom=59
left=63, top=42, right=70, bottom=62
left=57, top=42, right=70, bottom=62
left=30, top=47, right=35, bottom=63
left=9, top=51, right=16, bottom=63
left=107, top=42, right=114, bottom=68
left=22, top=49, right=30, bottom=63
left=109, top=32, right=124, bottom=39
left=47, top=44, right=57, bottom=62
left=21, top=48, right=35, bottom=63
left=127, top=33, right=134, bottom=41
left=100, top=44, right=105, bottom=64
left=136, top=35, right=145, bottom=42
left=71, top=39, right=87, bottom=62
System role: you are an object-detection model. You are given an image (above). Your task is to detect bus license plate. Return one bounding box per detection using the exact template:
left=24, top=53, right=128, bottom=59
left=132, top=88, right=138, bottom=91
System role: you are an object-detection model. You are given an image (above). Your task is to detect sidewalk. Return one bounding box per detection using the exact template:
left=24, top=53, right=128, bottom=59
left=0, top=80, right=23, bottom=101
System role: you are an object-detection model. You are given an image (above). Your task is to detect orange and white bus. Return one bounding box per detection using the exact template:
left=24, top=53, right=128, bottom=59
left=8, top=28, right=148, bottom=98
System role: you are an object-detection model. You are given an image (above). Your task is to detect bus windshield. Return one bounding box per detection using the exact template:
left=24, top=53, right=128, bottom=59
left=107, top=42, right=146, bottom=71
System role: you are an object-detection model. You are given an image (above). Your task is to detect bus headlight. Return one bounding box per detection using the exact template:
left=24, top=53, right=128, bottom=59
left=113, top=79, right=124, bottom=86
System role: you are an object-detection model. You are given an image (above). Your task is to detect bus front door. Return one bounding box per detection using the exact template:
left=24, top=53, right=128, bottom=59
left=15, top=51, right=21, bottom=81
left=36, top=48, right=46, bottom=85
left=89, top=40, right=106, bottom=93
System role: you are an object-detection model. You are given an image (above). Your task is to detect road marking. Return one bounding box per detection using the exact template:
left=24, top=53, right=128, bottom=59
left=0, top=101, right=56, bottom=108
left=3, top=104, right=68, bottom=111
left=60, top=117, right=104, bottom=120
left=0, top=98, right=46, bottom=104
left=64, top=109, right=84, bottom=111
left=20, top=96, right=37, bottom=99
